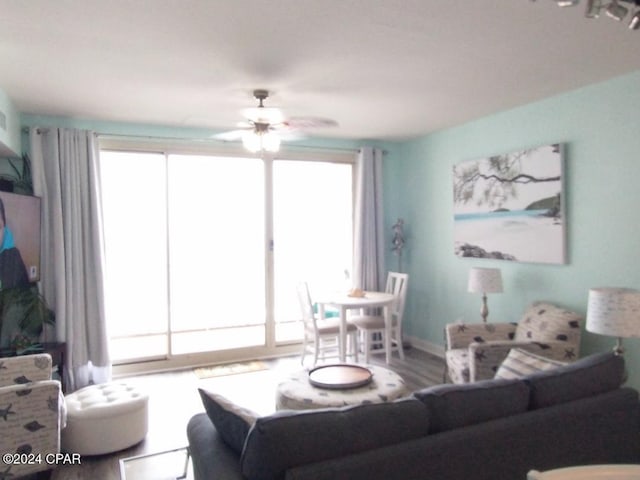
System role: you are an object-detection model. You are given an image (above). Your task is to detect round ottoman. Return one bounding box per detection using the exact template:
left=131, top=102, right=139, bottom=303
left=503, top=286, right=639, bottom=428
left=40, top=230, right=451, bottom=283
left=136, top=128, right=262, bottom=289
left=62, top=382, right=148, bottom=455
left=276, top=364, right=409, bottom=410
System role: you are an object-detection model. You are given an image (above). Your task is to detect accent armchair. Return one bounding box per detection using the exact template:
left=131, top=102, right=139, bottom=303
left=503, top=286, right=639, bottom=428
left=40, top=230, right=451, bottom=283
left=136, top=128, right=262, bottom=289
left=445, top=302, right=582, bottom=383
left=0, top=353, right=64, bottom=478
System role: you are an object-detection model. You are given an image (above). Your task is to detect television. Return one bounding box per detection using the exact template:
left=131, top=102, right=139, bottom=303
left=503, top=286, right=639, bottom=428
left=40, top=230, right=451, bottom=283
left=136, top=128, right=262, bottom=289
left=0, top=191, right=41, bottom=290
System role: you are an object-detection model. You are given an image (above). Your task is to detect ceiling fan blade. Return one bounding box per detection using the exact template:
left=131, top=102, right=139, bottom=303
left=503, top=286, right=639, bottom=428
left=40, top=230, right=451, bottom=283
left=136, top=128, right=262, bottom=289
left=211, top=129, right=247, bottom=141
left=284, top=117, right=338, bottom=130
left=278, top=131, right=305, bottom=142
left=242, top=106, right=284, bottom=124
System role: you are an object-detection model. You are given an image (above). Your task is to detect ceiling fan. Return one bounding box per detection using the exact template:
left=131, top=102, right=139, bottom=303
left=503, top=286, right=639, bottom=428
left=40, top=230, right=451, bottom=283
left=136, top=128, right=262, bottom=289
left=213, top=89, right=338, bottom=153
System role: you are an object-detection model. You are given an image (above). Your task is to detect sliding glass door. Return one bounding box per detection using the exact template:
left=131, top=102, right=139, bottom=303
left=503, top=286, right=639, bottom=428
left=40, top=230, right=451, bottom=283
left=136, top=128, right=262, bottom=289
left=272, top=160, right=353, bottom=342
left=100, top=151, right=170, bottom=361
left=100, top=146, right=353, bottom=364
left=101, top=151, right=265, bottom=362
left=167, top=154, right=265, bottom=355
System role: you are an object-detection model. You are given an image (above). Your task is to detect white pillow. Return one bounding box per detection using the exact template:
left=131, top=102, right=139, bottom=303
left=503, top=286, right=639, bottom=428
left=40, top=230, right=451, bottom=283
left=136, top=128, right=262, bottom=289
left=495, top=348, right=567, bottom=380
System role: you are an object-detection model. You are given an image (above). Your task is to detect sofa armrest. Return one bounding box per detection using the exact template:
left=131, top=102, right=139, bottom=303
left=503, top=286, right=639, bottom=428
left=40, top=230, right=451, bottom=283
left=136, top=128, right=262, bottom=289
left=445, top=323, right=517, bottom=350
left=187, top=413, right=245, bottom=480
left=467, top=341, right=515, bottom=381
left=0, top=380, right=61, bottom=477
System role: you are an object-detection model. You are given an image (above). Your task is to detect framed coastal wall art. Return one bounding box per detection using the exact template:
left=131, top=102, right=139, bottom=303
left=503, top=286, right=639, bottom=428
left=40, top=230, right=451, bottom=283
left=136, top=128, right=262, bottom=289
left=453, top=143, right=566, bottom=265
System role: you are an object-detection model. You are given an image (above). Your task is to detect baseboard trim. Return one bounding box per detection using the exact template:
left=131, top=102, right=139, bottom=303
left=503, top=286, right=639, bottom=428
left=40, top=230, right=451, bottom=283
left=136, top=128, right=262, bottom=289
left=406, top=336, right=445, bottom=359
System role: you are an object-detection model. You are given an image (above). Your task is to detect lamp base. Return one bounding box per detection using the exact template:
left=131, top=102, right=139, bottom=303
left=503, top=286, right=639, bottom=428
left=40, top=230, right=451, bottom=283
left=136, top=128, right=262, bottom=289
left=480, top=294, right=488, bottom=323
left=613, top=337, right=625, bottom=356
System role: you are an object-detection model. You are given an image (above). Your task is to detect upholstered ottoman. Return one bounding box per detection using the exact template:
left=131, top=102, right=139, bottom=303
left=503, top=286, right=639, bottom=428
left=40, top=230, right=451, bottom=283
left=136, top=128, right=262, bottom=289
left=276, top=364, right=409, bottom=410
left=61, top=382, right=148, bottom=455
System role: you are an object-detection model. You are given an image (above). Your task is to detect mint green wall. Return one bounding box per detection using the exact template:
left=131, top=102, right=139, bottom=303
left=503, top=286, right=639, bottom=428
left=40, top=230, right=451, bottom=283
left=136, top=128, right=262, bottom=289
left=384, top=70, right=640, bottom=388
left=17, top=71, right=640, bottom=388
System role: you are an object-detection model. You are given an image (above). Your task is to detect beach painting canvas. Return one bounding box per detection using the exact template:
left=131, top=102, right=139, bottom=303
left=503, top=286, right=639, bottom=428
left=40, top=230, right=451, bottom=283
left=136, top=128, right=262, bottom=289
left=453, top=143, right=565, bottom=264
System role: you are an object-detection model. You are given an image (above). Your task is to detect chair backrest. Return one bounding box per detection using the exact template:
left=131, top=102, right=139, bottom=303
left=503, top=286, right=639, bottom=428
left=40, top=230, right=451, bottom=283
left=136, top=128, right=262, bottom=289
left=296, top=282, right=317, bottom=332
left=0, top=353, right=53, bottom=386
left=0, top=354, right=60, bottom=477
left=385, top=272, right=409, bottom=325
left=514, top=302, right=582, bottom=350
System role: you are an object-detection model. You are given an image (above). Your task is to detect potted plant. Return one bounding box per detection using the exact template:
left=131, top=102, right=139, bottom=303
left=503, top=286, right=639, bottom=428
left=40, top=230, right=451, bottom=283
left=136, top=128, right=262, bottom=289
left=0, top=285, right=55, bottom=353
left=0, top=154, right=34, bottom=195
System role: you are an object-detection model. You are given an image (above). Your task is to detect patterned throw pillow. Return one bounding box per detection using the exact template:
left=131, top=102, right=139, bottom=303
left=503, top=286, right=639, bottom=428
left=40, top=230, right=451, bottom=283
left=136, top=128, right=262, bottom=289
left=495, top=348, right=567, bottom=380
left=514, top=302, right=582, bottom=345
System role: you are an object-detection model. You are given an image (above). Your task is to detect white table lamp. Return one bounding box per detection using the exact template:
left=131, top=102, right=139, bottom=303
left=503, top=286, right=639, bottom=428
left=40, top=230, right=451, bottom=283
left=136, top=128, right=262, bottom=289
left=586, top=287, right=640, bottom=355
left=468, top=267, right=503, bottom=323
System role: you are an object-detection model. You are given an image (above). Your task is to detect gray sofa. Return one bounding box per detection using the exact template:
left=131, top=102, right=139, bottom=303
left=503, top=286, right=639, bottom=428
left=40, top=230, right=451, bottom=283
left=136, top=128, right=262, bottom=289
left=187, top=352, right=640, bottom=480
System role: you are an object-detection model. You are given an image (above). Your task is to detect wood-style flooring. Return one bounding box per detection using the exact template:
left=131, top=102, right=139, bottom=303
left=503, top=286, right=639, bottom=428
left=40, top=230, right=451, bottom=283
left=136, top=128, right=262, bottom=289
left=47, top=347, right=444, bottom=480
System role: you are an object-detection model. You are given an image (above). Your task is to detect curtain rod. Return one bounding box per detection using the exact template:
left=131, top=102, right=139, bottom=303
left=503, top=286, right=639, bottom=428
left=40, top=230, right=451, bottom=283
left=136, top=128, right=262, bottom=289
left=23, top=128, right=386, bottom=154
left=22, top=127, right=50, bottom=134
left=97, top=133, right=367, bottom=154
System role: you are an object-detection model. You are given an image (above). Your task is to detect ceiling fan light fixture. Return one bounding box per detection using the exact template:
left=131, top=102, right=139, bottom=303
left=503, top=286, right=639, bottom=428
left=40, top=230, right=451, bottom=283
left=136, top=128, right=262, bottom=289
left=606, top=0, right=629, bottom=20
left=533, top=0, right=638, bottom=30
left=585, top=0, right=602, bottom=17
left=242, top=128, right=281, bottom=153
left=262, top=131, right=281, bottom=152
left=242, top=106, right=284, bottom=124
left=216, top=88, right=336, bottom=151
left=242, top=130, right=262, bottom=153
left=556, top=0, right=580, bottom=6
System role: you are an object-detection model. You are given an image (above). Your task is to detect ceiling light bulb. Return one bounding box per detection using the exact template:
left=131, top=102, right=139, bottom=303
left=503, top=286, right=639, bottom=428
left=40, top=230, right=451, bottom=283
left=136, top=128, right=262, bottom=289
left=262, top=132, right=281, bottom=152
left=606, top=0, right=629, bottom=20
left=629, top=10, right=640, bottom=29
left=242, top=131, right=262, bottom=153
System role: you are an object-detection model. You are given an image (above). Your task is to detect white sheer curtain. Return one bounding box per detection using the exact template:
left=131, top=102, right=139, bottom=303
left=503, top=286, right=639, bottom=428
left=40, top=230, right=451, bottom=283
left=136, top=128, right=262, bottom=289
left=353, top=146, right=385, bottom=291
left=30, top=127, right=111, bottom=391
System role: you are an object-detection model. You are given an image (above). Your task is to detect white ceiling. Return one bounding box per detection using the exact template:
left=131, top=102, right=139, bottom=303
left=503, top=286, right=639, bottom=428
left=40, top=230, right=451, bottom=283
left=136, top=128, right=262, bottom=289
left=1, top=0, right=639, bottom=141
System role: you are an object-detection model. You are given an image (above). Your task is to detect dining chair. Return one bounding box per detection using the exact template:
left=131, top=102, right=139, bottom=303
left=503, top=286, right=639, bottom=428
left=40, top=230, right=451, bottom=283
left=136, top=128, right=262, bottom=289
left=296, top=282, right=359, bottom=366
left=349, top=272, right=409, bottom=363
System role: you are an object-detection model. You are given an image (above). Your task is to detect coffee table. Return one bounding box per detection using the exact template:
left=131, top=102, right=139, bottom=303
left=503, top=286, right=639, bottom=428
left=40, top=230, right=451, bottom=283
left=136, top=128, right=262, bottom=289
left=119, top=446, right=191, bottom=480
left=276, top=364, right=409, bottom=410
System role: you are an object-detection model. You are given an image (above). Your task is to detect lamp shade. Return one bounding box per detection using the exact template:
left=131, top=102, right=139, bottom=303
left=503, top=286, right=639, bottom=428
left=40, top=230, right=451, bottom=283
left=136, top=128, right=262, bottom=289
left=467, top=267, right=503, bottom=294
left=586, top=287, right=640, bottom=338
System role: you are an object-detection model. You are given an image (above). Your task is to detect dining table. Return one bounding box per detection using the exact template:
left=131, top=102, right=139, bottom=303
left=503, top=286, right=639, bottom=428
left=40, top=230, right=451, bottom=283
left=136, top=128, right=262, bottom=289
left=315, top=290, right=396, bottom=363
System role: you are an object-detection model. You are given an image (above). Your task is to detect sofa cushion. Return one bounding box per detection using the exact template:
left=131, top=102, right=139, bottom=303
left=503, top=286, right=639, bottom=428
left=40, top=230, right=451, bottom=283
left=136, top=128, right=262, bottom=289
left=523, top=351, right=625, bottom=409
left=494, top=348, right=567, bottom=380
left=514, top=302, right=582, bottom=345
left=240, top=398, right=429, bottom=480
left=413, top=378, right=529, bottom=433
left=198, top=388, right=259, bottom=454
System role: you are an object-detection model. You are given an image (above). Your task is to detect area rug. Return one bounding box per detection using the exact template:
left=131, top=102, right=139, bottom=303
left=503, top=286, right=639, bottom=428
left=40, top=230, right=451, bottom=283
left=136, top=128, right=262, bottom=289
left=193, top=360, right=268, bottom=379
